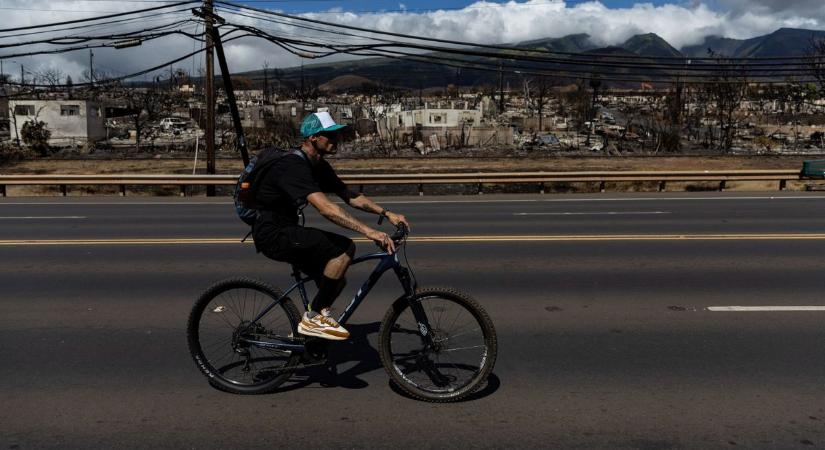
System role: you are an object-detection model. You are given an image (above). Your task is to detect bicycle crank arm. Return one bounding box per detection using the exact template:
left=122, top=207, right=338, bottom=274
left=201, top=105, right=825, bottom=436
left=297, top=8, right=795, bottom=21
left=238, top=337, right=306, bottom=353
left=268, top=359, right=328, bottom=375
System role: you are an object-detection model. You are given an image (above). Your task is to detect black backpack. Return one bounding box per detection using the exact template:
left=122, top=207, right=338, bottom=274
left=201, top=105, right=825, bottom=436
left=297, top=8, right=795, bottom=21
left=234, top=148, right=302, bottom=226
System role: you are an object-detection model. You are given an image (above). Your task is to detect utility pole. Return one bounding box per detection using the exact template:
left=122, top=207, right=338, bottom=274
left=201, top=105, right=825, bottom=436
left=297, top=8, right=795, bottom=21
left=204, top=0, right=216, bottom=196
left=20, top=65, right=24, bottom=87
left=586, top=76, right=601, bottom=149
left=300, top=59, right=305, bottom=106
left=262, top=61, right=269, bottom=104
left=89, top=49, right=94, bottom=86
left=497, top=64, right=503, bottom=113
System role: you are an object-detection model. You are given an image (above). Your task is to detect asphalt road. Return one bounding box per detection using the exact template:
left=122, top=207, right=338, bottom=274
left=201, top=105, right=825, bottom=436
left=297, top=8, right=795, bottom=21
left=3, top=193, right=825, bottom=449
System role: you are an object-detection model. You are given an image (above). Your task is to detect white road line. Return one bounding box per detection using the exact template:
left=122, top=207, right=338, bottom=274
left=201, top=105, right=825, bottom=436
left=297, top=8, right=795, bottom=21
left=707, top=306, right=825, bottom=312
left=514, top=211, right=670, bottom=216
left=383, top=196, right=825, bottom=204
left=5, top=233, right=825, bottom=246
left=0, top=202, right=228, bottom=206
left=0, top=216, right=86, bottom=219
left=3, top=195, right=825, bottom=206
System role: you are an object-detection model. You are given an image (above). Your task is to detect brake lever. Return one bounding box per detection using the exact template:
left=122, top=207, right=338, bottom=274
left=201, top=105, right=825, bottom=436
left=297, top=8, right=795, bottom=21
left=390, top=223, right=409, bottom=244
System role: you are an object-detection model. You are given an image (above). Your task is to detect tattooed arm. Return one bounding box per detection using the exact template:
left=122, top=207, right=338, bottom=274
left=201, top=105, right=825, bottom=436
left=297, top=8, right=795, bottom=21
left=307, top=192, right=395, bottom=253
left=345, top=192, right=410, bottom=230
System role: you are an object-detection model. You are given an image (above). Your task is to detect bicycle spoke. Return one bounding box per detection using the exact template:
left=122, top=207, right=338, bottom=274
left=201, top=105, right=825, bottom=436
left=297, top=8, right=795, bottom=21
left=190, top=282, right=303, bottom=390
left=200, top=336, right=233, bottom=352
left=442, top=327, right=481, bottom=342
left=391, top=325, right=420, bottom=336
left=444, top=318, right=479, bottom=340
left=384, top=292, right=495, bottom=398
left=439, top=345, right=486, bottom=353
left=223, top=294, right=246, bottom=324
left=205, top=306, right=239, bottom=330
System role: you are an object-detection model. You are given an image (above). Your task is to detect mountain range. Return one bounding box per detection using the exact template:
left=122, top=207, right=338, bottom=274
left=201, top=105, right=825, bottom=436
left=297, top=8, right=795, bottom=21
left=236, top=27, right=825, bottom=90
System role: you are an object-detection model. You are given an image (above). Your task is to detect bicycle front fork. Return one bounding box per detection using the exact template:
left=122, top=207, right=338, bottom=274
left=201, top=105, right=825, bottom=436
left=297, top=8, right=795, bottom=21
left=395, top=266, right=435, bottom=346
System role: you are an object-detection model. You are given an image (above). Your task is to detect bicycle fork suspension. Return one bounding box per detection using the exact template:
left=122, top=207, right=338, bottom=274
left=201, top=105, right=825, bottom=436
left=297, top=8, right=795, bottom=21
left=395, top=266, right=434, bottom=346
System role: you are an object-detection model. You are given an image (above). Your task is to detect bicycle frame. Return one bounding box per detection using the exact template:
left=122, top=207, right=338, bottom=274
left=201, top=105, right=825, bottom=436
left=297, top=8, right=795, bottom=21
left=238, top=249, right=428, bottom=353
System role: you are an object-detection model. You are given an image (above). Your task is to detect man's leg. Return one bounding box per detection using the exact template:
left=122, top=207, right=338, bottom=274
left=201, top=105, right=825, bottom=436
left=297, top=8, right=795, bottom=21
left=311, top=242, right=355, bottom=313
left=295, top=229, right=355, bottom=340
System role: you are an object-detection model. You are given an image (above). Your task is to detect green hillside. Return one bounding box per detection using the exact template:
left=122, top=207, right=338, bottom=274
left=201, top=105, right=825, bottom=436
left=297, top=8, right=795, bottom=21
left=622, top=33, right=683, bottom=58
left=229, top=28, right=823, bottom=90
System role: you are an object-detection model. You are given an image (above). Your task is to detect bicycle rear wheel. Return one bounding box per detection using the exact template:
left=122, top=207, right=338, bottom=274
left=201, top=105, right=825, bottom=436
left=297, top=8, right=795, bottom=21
left=379, top=287, right=497, bottom=402
left=187, top=277, right=302, bottom=394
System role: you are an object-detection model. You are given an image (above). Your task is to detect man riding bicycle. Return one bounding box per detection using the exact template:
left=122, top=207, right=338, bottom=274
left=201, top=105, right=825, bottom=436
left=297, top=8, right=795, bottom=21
left=252, top=112, right=409, bottom=341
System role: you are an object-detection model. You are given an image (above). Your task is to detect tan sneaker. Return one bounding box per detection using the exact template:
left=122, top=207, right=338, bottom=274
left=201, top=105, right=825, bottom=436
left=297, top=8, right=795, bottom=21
left=298, top=309, right=350, bottom=341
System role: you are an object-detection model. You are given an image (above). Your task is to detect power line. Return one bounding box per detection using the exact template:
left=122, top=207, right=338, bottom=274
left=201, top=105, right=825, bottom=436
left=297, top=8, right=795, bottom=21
left=224, top=20, right=820, bottom=79
left=216, top=0, right=823, bottom=63
left=0, top=35, right=252, bottom=93
left=345, top=48, right=820, bottom=85
left=74, top=0, right=348, bottom=2
left=0, top=19, right=196, bottom=50
left=0, top=7, right=126, bottom=13
left=0, top=1, right=198, bottom=34
left=215, top=6, right=822, bottom=77
left=0, top=27, right=204, bottom=61
left=263, top=0, right=595, bottom=15
left=215, top=7, right=382, bottom=46
left=0, top=9, right=195, bottom=40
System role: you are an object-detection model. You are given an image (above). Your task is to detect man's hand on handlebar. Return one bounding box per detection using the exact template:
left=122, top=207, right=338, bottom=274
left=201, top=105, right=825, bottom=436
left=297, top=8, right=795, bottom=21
left=385, top=211, right=410, bottom=231
left=366, top=229, right=396, bottom=254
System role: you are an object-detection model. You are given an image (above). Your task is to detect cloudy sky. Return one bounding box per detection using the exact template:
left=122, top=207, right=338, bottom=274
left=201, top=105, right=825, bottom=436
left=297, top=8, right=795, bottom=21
left=1, top=0, right=824, bottom=83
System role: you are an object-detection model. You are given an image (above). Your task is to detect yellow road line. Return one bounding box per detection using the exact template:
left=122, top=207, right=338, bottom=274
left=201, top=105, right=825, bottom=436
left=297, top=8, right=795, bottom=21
left=3, top=234, right=825, bottom=246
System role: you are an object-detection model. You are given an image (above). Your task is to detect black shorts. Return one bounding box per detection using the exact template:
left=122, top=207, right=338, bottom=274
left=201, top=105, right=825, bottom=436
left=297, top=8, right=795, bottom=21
left=259, top=226, right=353, bottom=279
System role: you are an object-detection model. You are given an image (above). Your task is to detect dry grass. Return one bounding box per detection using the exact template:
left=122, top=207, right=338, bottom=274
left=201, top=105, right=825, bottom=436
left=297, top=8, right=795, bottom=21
left=1, top=154, right=820, bottom=195
left=1, top=154, right=811, bottom=175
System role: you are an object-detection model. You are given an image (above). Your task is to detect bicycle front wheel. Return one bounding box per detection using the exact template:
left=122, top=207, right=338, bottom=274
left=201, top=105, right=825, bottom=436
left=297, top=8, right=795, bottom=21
left=379, top=287, right=497, bottom=402
left=187, top=277, right=302, bottom=394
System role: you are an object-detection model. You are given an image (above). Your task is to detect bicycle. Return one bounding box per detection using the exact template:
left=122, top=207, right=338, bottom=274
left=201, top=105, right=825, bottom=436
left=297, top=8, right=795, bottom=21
left=187, top=224, right=497, bottom=402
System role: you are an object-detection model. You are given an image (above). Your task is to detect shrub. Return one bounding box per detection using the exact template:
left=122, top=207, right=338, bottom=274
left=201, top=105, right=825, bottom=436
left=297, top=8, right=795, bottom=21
left=0, top=142, right=29, bottom=166
left=21, top=120, right=52, bottom=156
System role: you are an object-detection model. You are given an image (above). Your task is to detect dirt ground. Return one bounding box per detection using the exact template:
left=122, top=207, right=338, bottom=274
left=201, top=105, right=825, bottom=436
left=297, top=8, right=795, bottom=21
left=1, top=154, right=822, bottom=195
left=0, top=154, right=814, bottom=175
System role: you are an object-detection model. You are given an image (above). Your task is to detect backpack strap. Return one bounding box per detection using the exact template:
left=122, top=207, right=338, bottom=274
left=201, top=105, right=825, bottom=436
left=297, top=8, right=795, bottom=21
left=290, top=148, right=310, bottom=164
left=290, top=148, right=312, bottom=226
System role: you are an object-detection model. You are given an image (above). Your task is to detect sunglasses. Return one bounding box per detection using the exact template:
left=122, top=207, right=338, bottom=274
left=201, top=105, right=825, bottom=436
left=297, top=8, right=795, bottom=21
left=317, top=131, right=341, bottom=142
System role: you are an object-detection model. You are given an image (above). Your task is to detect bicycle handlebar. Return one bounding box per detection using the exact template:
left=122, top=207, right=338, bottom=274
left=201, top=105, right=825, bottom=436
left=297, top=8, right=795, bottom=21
left=390, top=223, right=409, bottom=245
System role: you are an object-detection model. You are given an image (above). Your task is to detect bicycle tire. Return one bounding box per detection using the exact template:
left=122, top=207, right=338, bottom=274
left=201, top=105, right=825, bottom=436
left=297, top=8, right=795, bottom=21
left=187, top=277, right=302, bottom=395
left=378, top=287, right=497, bottom=403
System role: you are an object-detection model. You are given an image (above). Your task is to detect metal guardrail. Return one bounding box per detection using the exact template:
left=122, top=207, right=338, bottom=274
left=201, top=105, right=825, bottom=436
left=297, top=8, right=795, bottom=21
left=0, top=170, right=806, bottom=197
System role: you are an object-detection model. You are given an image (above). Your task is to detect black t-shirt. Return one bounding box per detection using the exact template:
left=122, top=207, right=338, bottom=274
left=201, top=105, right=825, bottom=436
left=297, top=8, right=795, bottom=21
left=252, top=149, right=347, bottom=248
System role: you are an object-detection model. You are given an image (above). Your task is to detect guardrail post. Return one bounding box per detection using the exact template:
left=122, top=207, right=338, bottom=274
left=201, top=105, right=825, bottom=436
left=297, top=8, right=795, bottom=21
left=60, top=185, right=67, bottom=196
left=599, top=181, right=606, bottom=193
left=359, top=184, right=364, bottom=195
left=418, top=183, right=423, bottom=196
left=779, top=179, right=787, bottom=191
left=0, top=185, right=5, bottom=197
left=719, top=181, right=726, bottom=192
left=120, top=185, right=126, bottom=196
left=658, top=181, right=666, bottom=192
left=180, top=185, right=187, bottom=197
left=539, top=182, right=545, bottom=194
left=477, top=183, right=483, bottom=195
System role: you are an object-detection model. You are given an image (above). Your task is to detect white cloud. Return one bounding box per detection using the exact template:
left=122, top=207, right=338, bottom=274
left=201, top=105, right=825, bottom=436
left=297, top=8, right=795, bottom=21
left=717, top=0, right=825, bottom=17
left=1, top=0, right=824, bottom=82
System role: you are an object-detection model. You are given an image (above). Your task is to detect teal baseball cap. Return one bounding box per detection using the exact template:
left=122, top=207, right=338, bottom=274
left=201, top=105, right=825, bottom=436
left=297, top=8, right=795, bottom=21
left=300, top=111, right=346, bottom=138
